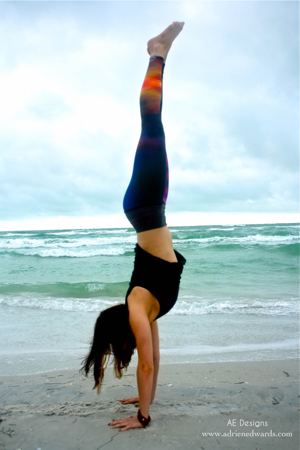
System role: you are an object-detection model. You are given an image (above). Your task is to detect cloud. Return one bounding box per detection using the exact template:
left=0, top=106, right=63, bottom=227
left=0, top=0, right=298, bottom=228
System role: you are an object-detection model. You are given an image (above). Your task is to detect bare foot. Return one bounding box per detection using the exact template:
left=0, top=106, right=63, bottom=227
left=147, top=21, right=185, bottom=61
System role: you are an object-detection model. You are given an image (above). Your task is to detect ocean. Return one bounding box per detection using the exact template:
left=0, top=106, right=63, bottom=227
left=0, top=223, right=299, bottom=376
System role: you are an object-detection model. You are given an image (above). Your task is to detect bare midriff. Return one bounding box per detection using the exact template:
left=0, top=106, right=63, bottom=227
left=137, top=226, right=178, bottom=263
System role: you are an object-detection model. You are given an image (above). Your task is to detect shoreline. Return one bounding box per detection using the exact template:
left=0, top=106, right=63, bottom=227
left=0, top=354, right=298, bottom=378
left=1, top=358, right=299, bottom=449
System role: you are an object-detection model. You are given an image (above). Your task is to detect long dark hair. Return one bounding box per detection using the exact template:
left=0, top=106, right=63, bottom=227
left=80, top=304, right=136, bottom=393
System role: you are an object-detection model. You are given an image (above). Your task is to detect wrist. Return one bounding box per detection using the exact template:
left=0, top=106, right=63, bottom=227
left=137, top=409, right=151, bottom=428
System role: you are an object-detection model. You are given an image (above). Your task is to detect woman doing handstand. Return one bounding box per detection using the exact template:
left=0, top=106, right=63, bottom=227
left=81, top=21, right=186, bottom=431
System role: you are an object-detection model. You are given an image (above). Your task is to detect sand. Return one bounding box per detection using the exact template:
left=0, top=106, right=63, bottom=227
left=0, top=359, right=299, bottom=450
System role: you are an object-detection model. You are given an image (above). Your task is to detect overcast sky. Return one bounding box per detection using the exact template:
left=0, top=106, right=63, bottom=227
left=0, top=0, right=299, bottom=229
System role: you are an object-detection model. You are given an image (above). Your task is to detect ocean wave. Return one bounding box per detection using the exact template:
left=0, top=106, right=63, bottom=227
left=0, top=295, right=120, bottom=312
left=48, top=228, right=130, bottom=236
left=173, top=234, right=299, bottom=247
left=0, top=225, right=298, bottom=257
left=0, top=233, right=298, bottom=258
left=0, top=233, right=136, bottom=257
left=170, top=297, right=299, bottom=316
left=15, top=248, right=130, bottom=257
left=0, top=235, right=135, bottom=249
left=161, top=339, right=299, bottom=355
left=0, top=294, right=298, bottom=315
left=0, top=248, right=129, bottom=257
left=0, top=241, right=135, bottom=257
left=208, top=227, right=237, bottom=231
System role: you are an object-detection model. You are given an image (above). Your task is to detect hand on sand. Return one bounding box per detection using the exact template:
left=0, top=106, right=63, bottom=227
left=118, top=396, right=139, bottom=406
left=108, top=415, right=143, bottom=431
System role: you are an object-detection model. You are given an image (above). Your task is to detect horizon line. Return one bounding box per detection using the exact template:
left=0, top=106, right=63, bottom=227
left=0, top=211, right=299, bottom=232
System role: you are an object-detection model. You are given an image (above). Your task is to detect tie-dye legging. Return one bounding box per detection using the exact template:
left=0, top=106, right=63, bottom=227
left=123, top=55, right=169, bottom=232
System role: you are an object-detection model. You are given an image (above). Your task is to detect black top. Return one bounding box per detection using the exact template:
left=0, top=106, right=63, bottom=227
left=125, top=243, right=186, bottom=320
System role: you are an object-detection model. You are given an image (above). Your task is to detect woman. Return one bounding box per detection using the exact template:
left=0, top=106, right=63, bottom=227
left=81, top=21, right=186, bottom=431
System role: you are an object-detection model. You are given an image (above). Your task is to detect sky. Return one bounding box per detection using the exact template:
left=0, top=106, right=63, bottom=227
left=0, top=0, right=299, bottom=230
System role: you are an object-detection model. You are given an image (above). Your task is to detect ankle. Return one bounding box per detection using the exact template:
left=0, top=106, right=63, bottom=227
left=147, top=41, right=168, bottom=61
left=149, top=55, right=165, bottom=63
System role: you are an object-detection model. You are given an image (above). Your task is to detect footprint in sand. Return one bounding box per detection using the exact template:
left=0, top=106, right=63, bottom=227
left=272, top=395, right=283, bottom=405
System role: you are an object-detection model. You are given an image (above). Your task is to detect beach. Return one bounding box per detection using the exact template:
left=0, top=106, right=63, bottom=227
left=1, top=0, right=298, bottom=446
left=0, top=223, right=299, bottom=449
left=1, top=359, right=299, bottom=450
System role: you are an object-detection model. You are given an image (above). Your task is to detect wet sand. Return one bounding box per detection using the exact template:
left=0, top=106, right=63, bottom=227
left=0, top=359, right=299, bottom=450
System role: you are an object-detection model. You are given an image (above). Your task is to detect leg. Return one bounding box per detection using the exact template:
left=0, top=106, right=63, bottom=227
left=123, top=22, right=184, bottom=233
left=123, top=55, right=168, bottom=216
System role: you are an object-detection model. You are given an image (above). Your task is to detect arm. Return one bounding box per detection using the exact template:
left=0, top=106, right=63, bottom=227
left=150, top=320, right=160, bottom=403
left=118, top=320, right=159, bottom=406
left=109, top=304, right=154, bottom=430
left=130, top=310, right=154, bottom=418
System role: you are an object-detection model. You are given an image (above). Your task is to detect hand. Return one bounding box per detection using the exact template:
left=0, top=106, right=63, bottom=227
left=108, top=415, right=143, bottom=431
left=118, top=396, right=139, bottom=406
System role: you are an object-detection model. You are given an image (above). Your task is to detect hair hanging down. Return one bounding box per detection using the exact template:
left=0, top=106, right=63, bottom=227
left=80, top=304, right=136, bottom=393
